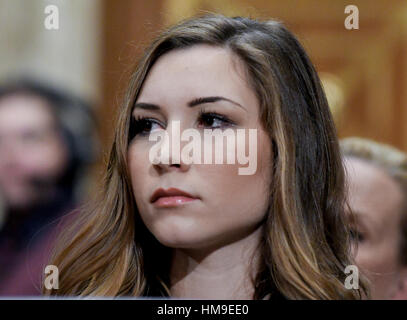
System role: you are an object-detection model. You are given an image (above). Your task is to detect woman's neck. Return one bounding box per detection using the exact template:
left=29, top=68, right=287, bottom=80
left=169, top=225, right=263, bottom=299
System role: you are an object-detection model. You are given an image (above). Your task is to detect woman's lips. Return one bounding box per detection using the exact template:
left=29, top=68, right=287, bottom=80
left=150, top=187, right=199, bottom=208
left=154, top=196, right=197, bottom=207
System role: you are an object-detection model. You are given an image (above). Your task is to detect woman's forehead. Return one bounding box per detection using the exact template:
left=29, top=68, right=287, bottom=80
left=136, top=45, right=255, bottom=107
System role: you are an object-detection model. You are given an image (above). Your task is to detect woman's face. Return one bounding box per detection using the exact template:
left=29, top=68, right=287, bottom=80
left=128, top=44, right=272, bottom=250
left=344, top=157, right=404, bottom=299
left=0, top=94, right=68, bottom=210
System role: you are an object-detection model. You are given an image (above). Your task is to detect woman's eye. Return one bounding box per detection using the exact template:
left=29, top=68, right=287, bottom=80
left=350, top=229, right=365, bottom=243
left=197, top=112, right=233, bottom=129
left=131, top=117, right=162, bottom=137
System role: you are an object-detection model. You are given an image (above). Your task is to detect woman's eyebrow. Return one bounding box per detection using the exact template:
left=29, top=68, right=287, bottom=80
left=133, top=96, right=246, bottom=111
left=188, top=96, right=246, bottom=111
left=133, top=102, right=160, bottom=110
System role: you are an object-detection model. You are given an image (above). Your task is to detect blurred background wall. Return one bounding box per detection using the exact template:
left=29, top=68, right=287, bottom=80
left=1, top=0, right=406, bottom=174
left=0, top=0, right=101, bottom=103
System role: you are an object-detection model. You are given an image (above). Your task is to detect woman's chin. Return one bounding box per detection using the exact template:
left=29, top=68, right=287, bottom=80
left=150, top=225, right=218, bottom=250
left=154, top=232, right=208, bottom=249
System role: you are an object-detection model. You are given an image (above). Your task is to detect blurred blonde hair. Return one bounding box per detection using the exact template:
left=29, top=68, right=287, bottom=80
left=341, top=137, right=407, bottom=265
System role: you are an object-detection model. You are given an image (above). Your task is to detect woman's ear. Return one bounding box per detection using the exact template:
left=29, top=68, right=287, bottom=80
left=392, top=267, right=407, bottom=299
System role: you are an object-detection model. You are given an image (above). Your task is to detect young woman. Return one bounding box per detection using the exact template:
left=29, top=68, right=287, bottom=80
left=43, top=14, right=367, bottom=299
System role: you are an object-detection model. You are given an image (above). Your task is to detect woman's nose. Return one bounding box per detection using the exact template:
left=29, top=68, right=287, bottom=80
left=151, top=120, right=191, bottom=173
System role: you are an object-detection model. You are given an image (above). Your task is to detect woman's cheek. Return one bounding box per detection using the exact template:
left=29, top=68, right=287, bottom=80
left=128, top=144, right=148, bottom=196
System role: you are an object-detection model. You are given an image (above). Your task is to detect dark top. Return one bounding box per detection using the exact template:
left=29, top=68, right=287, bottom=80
left=0, top=189, right=75, bottom=296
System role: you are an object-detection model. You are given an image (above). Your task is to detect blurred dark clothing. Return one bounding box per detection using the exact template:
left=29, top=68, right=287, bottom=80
left=0, top=188, right=74, bottom=296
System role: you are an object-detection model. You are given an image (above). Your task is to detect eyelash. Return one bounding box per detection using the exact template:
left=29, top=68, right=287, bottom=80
left=349, top=228, right=366, bottom=243
left=197, top=110, right=235, bottom=129
left=129, top=111, right=235, bottom=138
left=130, top=116, right=162, bottom=138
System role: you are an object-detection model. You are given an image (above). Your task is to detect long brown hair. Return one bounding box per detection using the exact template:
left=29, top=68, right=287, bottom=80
left=43, top=14, right=367, bottom=299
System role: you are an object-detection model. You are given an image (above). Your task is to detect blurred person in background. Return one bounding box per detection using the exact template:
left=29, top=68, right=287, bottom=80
left=341, top=137, right=407, bottom=299
left=0, top=79, right=98, bottom=296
